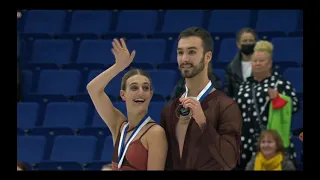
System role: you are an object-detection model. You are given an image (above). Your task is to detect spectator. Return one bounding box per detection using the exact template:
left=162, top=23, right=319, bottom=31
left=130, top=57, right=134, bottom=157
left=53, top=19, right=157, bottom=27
left=101, top=163, right=112, bottom=171
left=17, top=161, right=28, bottom=171
left=245, top=129, right=295, bottom=171
left=225, top=28, right=257, bottom=98
left=171, top=62, right=222, bottom=99
left=235, top=40, right=299, bottom=169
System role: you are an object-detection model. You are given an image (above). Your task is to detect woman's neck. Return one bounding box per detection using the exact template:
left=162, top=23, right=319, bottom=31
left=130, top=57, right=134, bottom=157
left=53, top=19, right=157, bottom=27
left=241, top=53, right=252, bottom=62
left=253, top=71, right=271, bottom=82
left=127, top=110, right=148, bottom=130
left=263, top=152, right=277, bottom=160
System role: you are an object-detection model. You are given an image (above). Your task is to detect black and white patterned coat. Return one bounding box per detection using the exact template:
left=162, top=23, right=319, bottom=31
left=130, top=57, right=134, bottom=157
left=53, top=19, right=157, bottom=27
left=235, top=71, right=300, bottom=168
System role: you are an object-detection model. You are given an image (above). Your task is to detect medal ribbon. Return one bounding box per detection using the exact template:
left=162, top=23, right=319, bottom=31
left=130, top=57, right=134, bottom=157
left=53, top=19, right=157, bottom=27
left=117, top=115, right=151, bottom=168
left=184, top=81, right=214, bottom=102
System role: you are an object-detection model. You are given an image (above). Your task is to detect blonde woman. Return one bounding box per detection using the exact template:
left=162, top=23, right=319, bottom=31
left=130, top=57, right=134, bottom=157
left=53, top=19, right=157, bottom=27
left=245, top=129, right=295, bottom=171
left=235, top=40, right=300, bottom=169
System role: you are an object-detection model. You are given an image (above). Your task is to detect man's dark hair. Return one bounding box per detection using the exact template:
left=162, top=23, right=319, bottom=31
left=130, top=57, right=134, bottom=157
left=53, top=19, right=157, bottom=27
left=178, top=27, right=213, bottom=54
left=236, top=27, right=258, bottom=42
left=178, top=27, right=214, bottom=76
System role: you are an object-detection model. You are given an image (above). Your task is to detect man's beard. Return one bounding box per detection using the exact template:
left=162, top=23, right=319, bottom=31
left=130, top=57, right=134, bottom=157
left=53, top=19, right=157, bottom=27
left=179, top=57, right=205, bottom=78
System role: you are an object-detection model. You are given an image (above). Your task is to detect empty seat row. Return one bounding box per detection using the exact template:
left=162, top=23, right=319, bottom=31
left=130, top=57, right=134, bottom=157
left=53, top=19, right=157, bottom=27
left=19, top=37, right=303, bottom=68
left=17, top=135, right=114, bottom=167
left=18, top=10, right=302, bottom=36
left=17, top=101, right=166, bottom=130
left=22, top=69, right=180, bottom=101
left=17, top=134, right=303, bottom=170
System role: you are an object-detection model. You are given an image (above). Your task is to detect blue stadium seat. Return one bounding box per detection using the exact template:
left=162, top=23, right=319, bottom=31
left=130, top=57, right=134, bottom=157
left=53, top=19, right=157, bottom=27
left=147, top=70, right=179, bottom=100
left=44, top=102, right=88, bottom=128
left=91, top=111, right=108, bottom=128
left=272, top=37, right=303, bottom=66
left=255, top=10, right=300, bottom=39
left=71, top=40, right=113, bottom=71
left=22, top=70, right=33, bottom=97
left=17, top=10, right=27, bottom=32
left=25, top=70, right=81, bottom=103
left=126, top=39, right=166, bottom=69
left=36, top=162, right=83, bottom=171
left=18, top=10, right=303, bottom=169
left=17, top=136, right=47, bottom=164
left=155, top=10, right=204, bottom=39
left=86, top=161, right=109, bottom=171
left=18, top=38, right=32, bottom=64
left=27, top=40, right=74, bottom=69
left=214, top=69, right=226, bottom=86
left=31, top=102, right=88, bottom=137
left=162, top=39, right=185, bottom=71
left=18, top=38, right=27, bottom=62
left=169, top=39, right=179, bottom=62
left=217, top=38, right=238, bottom=63
left=78, top=111, right=112, bottom=139
left=162, top=10, right=204, bottom=33
left=115, top=10, right=158, bottom=35
left=297, top=10, right=303, bottom=31
left=208, top=10, right=252, bottom=38
left=49, top=136, right=98, bottom=164
left=56, top=10, right=111, bottom=40
left=22, top=10, right=66, bottom=39
left=17, top=128, right=24, bottom=136
left=148, top=102, right=166, bottom=124
left=85, top=70, right=127, bottom=100
left=282, top=68, right=303, bottom=94
left=17, top=102, right=39, bottom=130
left=291, top=110, right=303, bottom=131
left=100, top=135, right=114, bottom=162
left=114, top=102, right=127, bottom=116
left=291, top=136, right=303, bottom=167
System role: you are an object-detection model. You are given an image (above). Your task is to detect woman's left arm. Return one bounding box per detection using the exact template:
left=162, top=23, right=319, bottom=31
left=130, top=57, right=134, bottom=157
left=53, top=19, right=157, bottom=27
left=147, top=126, right=168, bottom=170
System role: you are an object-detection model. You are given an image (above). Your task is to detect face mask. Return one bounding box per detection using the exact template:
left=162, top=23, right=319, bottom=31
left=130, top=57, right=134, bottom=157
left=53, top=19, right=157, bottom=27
left=240, top=44, right=255, bottom=56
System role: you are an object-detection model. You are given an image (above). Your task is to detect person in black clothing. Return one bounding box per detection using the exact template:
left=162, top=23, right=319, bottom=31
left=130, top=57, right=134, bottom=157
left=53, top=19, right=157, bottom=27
left=170, top=61, right=222, bottom=99
left=225, top=28, right=257, bottom=99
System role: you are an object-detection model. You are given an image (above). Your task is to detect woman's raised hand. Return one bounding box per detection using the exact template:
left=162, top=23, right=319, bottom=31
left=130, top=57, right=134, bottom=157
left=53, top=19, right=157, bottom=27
left=111, top=38, right=136, bottom=70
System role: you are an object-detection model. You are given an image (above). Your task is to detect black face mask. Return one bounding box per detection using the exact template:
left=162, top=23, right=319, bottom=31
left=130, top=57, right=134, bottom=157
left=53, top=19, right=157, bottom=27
left=240, top=44, right=255, bottom=56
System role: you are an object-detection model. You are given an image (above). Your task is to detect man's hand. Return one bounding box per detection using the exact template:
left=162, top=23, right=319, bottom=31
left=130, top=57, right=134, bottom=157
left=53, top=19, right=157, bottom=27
left=179, top=97, right=206, bottom=127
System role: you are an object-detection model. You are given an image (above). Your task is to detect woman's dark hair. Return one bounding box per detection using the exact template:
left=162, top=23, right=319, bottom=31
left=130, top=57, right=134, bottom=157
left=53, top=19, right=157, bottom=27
left=121, top=69, right=153, bottom=91
left=236, top=27, right=258, bottom=42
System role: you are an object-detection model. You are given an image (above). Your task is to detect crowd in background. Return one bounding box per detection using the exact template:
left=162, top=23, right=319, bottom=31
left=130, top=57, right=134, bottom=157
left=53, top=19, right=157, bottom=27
left=17, top=10, right=302, bottom=171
